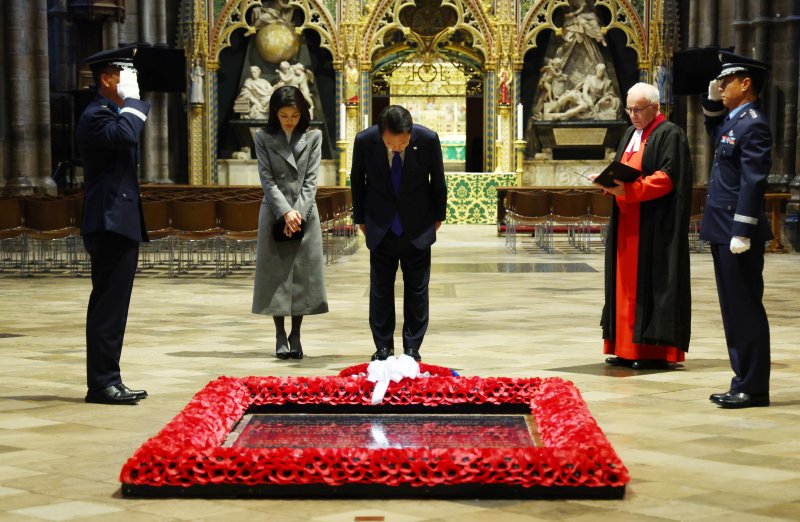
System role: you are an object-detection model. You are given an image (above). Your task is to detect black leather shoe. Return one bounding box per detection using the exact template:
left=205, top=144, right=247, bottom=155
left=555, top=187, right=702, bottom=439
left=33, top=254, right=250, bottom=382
left=403, top=347, right=421, bottom=361
left=605, top=356, right=632, bottom=367
left=288, top=335, right=303, bottom=360
left=116, top=383, right=147, bottom=400
left=371, top=347, right=394, bottom=361
left=85, top=385, right=140, bottom=405
left=709, top=390, right=732, bottom=402
left=711, top=392, right=769, bottom=409
left=631, top=359, right=670, bottom=370
left=276, top=335, right=290, bottom=360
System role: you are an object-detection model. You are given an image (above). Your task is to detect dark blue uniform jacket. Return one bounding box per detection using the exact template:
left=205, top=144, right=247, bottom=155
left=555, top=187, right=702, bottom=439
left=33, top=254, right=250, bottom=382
left=699, top=99, right=772, bottom=244
left=77, top=94, right=151, bottom=243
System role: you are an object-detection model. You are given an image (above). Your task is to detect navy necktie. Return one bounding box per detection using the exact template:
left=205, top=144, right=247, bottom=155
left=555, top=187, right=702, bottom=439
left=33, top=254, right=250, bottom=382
left=390, top=151, right=402, bottom=194
left=390, top=151, right=403, bottom=235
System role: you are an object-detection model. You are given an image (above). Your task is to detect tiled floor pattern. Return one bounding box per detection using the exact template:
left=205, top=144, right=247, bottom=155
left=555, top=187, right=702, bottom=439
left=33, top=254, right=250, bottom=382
left=1, top=225, right=799, bottom=521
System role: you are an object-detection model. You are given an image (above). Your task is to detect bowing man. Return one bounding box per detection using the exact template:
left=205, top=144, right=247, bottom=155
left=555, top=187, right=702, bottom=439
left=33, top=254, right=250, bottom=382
left=350, top=105, right=447, bottom=362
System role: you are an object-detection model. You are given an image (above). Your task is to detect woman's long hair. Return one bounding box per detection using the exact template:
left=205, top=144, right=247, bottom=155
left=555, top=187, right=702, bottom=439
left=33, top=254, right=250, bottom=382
left=265, top=85, right=311, bottom=136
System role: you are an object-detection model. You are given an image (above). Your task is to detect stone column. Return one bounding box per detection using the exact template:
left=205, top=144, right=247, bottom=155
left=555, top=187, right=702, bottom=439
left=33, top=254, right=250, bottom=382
left=778, top=4, right=799, bottom=178
left=3, top=0, right=55, bottom=195
left=153, top=0, right=170, bottom=183
left=138, top=0, right=170, bottom=183
left=685, top=0, right=719, bottom=185
left=733, top=0, right=749, bottom=53
left=102, top=17, right=120, bottom=50
left=0, top=4, right=8, bottom=191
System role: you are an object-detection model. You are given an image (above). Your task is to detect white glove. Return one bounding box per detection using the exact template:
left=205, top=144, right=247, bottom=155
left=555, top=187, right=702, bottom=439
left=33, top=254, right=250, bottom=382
left=730, top=236, right=751, bottom=254
left=117, top=68, right=140, bottom=100
left=708, top=79, right=722, bottom=101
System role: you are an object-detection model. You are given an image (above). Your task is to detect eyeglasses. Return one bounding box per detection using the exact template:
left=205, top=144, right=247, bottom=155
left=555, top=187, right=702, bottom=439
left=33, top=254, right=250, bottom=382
left=624, top=103, right=655, bottom=116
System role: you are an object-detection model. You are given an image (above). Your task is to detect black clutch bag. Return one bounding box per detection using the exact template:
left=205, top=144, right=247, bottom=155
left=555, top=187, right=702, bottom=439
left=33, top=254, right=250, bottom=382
left=273, top=217, right=304, bottom=242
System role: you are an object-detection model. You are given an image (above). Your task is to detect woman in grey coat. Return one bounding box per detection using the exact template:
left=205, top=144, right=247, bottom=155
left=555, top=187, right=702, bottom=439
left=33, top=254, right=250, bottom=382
left=252, top=86, right=328, bottom=359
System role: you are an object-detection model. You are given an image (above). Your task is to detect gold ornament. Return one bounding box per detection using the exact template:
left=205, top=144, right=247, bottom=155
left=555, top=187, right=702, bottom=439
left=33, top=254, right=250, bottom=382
left=255, top=22, right=300, bottom=64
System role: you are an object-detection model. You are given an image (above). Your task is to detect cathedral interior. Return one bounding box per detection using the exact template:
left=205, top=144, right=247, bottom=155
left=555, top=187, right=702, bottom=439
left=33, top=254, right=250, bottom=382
left=1, top=0, right=800, bottom=520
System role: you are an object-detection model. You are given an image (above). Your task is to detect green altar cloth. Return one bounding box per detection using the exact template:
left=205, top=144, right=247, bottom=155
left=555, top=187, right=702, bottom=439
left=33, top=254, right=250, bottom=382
left=445, top=173, right=518, bottom=224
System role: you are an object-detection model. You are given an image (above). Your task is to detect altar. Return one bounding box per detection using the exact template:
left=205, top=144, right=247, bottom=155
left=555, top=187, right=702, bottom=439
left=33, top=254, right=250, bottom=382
left=446, top=172, right=518, bottom=224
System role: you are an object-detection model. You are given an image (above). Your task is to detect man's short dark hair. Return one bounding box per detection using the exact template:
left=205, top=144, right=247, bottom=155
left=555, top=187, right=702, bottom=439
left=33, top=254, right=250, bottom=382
left=378, top=105, right=413, bottom=134
left=91, top=65, right=119, bottom=87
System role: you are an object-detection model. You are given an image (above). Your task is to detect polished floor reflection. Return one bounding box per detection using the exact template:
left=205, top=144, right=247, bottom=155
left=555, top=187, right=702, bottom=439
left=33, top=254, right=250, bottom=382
left=1, top=225, right=799, bottom=521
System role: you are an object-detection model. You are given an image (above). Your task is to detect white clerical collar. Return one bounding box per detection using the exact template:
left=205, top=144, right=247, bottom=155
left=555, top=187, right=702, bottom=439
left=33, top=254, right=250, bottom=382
left=625, top=128, right=643, bottom=154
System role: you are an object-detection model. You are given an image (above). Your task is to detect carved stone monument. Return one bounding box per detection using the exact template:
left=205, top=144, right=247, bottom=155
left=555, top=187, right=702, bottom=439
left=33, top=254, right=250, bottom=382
left=528, top=0, right=626, bottom=163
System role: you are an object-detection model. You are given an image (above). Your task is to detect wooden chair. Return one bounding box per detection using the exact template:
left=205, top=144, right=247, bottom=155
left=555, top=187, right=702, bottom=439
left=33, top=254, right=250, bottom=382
left=168, top=199, right=220, bottom=277
left=23, top=198, right=81, bottom=275
left=586, top=191, right=613, bottom=252
left=551, top=190, right=590, bottom=252
left=139, top=199, right=172, bottom=271
left=0, top=198, right=28, bottom=275
left=507, top=190, right=552, bottom=254
left=217, top=199, right=260, bottom=274
left=315, top=195, right=337, bottom=264
left=689, top=187, right=706, bottom=252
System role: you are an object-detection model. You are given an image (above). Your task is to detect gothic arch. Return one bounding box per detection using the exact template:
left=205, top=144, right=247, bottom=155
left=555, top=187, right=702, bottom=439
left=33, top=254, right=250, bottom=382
left=210, top=0, right=340, bottom=66
left=517, top=0, right=645, bottom=63
left=359, top=0, right=496, bottom=67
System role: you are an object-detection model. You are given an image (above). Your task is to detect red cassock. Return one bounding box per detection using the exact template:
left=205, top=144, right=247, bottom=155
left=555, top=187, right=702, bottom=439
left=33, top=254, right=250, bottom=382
left=603, top=123, right=686, bottom=363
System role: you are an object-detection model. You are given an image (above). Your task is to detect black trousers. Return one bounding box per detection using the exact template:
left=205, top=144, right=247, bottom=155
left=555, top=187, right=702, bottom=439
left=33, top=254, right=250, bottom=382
left=369, top=231, right=431, bottom=351
left=83, top=232, right=139, bottom=392
left=710, top=242, right=771, bottom=394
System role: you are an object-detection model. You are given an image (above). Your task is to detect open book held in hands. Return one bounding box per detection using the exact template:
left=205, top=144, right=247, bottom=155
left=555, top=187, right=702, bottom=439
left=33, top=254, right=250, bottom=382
left=591, top=161, right=642, bottom=188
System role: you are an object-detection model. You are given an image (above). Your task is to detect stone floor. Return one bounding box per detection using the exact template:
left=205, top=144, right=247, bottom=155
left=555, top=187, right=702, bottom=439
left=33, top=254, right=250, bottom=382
left=1, top=225, right=799, bottom=521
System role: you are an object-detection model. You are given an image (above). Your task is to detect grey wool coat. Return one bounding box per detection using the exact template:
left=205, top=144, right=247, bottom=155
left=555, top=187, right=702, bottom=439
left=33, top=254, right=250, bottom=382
left=251, top=128, right=328, bottom=316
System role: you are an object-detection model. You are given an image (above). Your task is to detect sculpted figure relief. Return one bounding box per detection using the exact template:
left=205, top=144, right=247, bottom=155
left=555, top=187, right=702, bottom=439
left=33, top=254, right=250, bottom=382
left=236, top=65, right=274, bottom=119
left=531, top=1, right=621, bottom=121
left=274, top=61, right=315, bottom=119
left=189, top=64, right=204, bottom=104
left=343, top=55, right=359, bottom=104
left=252, top=0, right=293, bottom=29
left=542, top=63, right=618, bottom=121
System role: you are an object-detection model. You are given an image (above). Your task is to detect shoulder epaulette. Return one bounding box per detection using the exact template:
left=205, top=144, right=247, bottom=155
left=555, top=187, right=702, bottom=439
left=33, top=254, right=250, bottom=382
left=748, top=108, right=759, bottom=119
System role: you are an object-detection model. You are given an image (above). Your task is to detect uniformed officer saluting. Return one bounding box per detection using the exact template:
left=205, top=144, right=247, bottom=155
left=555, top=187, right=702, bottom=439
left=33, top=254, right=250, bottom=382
left=701, top=51, right=772, bottom=409
left=78, top=45, right=150, bottom=405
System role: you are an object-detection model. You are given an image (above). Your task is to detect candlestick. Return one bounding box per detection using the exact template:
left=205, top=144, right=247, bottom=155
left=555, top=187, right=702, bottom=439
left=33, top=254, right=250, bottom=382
left=339, top=103, right=346, bottom=140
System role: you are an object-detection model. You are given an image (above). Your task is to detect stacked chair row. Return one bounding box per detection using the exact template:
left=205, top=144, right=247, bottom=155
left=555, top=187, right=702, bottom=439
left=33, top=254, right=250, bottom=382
left=504, top=186, right=708, bottom=254
left=504, top=189, right=612, bottom=254
left=0, top=186, right=355, bottom=278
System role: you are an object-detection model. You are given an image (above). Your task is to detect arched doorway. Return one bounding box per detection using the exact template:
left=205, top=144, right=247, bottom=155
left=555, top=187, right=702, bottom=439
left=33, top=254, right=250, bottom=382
left=370, top=54, right=484, bottom=172
left=358, top=0, right=494, bottom=172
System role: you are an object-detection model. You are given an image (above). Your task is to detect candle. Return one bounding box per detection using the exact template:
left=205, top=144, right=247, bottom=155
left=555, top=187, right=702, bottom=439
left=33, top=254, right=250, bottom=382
left=363, top=114, right=369, bottom=130
left=339, top=103, right=346, bottom=140
left=497, top=115, right=502, bottom=138
left=516, top=103, right=523, bottom=140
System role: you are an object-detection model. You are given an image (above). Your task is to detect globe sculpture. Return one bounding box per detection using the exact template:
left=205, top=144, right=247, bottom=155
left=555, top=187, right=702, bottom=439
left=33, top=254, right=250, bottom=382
left=255, top=22, right=300, bottom=64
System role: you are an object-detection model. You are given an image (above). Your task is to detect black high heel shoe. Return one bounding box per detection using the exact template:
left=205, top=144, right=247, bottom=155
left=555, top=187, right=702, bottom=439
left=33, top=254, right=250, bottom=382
left=276, top=335, right=290, bottom=359
left=288, top=334, right=303, bottom=359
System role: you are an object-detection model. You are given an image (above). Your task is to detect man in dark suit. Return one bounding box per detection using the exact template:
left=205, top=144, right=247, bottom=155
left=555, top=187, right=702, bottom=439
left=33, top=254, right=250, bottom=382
left=351, top=105, right=447, bottom=361
left=701, top=51, right=772, bottom=409
left=77, top=45, right=150, bottom=405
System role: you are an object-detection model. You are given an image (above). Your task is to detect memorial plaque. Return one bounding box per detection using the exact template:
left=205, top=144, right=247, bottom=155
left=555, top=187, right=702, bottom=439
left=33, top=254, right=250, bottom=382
left=226, top=414, right=539, bottom=449
left=552, top=127, right=607, bottom=146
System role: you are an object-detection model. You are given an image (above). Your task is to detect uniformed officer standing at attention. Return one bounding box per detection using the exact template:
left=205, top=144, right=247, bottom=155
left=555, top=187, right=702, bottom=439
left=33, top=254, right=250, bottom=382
left=78, top=45, right=150, bottom=405
left=701, top=51, right=773, bottom=409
